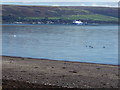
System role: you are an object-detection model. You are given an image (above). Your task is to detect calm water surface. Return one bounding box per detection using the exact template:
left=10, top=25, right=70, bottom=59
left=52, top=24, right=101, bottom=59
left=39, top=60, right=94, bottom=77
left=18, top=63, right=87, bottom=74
left=2, top=24, right=118, bottom=65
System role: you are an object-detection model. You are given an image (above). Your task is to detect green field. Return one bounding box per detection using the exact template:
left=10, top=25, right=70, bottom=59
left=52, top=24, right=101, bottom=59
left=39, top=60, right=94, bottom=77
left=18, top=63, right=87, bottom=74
left=24, top=14, right=118, bottom=22
left=61, top=14, right=118, bottom=21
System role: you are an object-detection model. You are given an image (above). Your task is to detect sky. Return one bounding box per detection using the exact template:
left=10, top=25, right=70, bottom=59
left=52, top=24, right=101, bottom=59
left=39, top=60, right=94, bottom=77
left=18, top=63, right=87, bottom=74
left=1, top=0, right=119, bottom=7
left=1, top=0, right=120, bottom=2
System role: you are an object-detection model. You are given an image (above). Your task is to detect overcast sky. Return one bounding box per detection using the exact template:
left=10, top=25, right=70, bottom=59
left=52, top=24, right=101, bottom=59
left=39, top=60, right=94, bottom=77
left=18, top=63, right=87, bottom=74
left=1, top=0, right=120, bottom=2
left=1, top=0, right=119, bottom=7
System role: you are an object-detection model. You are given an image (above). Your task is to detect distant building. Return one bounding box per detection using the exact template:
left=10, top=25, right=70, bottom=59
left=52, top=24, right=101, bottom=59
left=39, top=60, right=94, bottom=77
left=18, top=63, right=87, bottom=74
left=73, top=20, right=83, bottom=25
left=14, top=22, right=22, bottom=24
left=46, top=21, right=54, bottom=24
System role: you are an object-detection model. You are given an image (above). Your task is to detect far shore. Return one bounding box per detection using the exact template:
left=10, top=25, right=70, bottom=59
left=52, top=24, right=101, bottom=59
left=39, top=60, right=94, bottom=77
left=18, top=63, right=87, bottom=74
left=2, top=23, right=118, bottom=26
left=2, top=56, right=119, bottom=88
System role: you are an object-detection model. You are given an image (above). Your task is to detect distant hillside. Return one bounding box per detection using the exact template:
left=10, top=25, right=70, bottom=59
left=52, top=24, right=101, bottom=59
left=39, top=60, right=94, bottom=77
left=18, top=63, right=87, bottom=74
left=2, top=5, right=119, bottom=24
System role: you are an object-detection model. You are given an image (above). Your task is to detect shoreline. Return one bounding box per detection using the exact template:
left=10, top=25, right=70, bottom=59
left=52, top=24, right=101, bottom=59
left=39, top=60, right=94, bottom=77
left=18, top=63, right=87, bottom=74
left=1, top=55, right=119, bottom=66
left=2, top=23, right=118, bottom=26
left=2, top=56, right=119, bottom=88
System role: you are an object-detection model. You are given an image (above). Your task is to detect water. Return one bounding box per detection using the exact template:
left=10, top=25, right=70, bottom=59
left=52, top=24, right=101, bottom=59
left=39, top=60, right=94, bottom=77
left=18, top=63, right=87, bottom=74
left=2, top=24, right=118, bottom=65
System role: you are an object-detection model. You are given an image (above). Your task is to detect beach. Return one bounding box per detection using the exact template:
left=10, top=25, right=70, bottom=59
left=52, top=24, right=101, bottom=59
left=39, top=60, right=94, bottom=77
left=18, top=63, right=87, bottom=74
left=2, top=56, right=119, bottom=88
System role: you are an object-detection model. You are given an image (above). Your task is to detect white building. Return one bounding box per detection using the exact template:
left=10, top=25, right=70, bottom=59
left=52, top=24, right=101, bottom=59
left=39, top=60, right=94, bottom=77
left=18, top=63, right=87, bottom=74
left=14, top=22, right=22, bottom=24
left=73, top=20, right=83, bottom=25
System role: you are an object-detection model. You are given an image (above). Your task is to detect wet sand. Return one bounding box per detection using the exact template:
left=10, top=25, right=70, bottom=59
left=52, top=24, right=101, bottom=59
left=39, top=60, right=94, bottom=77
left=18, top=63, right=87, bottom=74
left=2, top=56, right=119, bottom=88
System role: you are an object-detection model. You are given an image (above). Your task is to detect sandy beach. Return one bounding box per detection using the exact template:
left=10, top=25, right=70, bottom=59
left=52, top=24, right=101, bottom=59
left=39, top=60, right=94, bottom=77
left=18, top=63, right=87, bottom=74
left=2, top=56, right=119, bottom=89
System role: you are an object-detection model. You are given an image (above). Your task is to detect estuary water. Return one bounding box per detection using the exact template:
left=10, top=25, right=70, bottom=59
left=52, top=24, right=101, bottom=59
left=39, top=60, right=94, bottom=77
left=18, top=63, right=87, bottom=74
left=2, top=24, right=118, bottom=65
